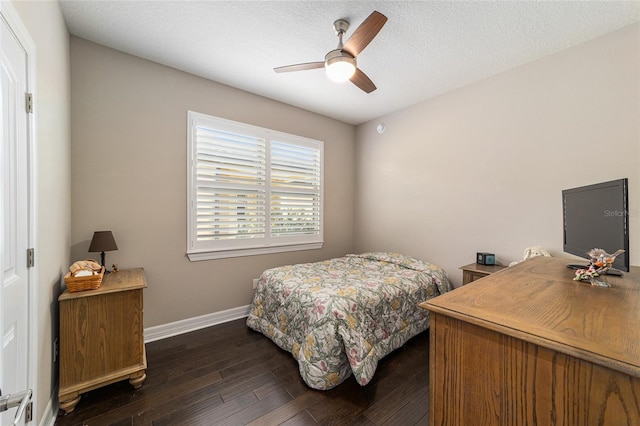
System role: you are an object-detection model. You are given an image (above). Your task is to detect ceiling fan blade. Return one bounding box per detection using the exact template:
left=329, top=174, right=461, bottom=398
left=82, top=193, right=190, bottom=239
left=274, top=62, right=325, bottom=73
left=350, top=68, right=377, bottom=93
left=343, top=11, right=388, bottom=57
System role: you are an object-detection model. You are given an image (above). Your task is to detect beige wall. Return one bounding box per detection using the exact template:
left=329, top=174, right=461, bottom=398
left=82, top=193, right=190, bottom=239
left=11, top=0, right=71, bottom=424
left=70, top=37, right=356, bottom=328
left=355, top=23, right=640, bottom=286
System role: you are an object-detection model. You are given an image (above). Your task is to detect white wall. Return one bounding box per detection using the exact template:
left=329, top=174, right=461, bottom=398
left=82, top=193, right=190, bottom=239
left=70, top=38, right=356, bottom=328
left=355, top=23, right=640, bottom=286
left=11, top=1, right=71, bottom=424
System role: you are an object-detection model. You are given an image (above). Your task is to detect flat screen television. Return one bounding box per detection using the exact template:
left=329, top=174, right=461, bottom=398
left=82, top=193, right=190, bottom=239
left=562, top=178, right=629, bottom=272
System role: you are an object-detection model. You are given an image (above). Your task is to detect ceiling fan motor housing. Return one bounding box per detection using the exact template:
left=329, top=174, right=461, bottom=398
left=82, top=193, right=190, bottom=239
left=325, top=49, right=356, bottom=65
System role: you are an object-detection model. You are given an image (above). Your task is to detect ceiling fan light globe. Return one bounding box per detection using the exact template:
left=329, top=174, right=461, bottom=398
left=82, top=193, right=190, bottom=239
left=325, top=56, right=356, bottom=83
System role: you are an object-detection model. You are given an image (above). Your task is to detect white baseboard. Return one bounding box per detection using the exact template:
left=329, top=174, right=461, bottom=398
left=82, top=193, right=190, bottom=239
left=144, top=305, right=251, bottom=343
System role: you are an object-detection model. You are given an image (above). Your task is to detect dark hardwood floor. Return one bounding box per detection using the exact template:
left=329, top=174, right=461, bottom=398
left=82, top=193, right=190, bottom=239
left=54, top=318, right=430, bottom=425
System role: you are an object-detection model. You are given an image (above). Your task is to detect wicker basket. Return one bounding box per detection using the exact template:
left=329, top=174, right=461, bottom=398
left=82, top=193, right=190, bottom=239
left=64, top=266, right=105, bottom=292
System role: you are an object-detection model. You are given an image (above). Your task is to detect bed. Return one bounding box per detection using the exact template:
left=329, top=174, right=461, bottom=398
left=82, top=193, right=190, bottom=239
left=245, top=252, right=452, bottom=390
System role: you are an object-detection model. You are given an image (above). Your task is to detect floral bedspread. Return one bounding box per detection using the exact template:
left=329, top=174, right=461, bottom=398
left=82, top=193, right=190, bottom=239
left=246, top=252, right=452, bottom=390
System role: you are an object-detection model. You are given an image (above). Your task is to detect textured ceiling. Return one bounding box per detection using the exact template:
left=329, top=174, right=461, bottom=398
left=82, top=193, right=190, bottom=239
left=59, top=1, right=639, bottom=125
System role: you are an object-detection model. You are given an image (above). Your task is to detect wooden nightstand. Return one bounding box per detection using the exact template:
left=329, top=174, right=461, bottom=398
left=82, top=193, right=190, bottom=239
left=58, top=268, right=147, bottom=414
left=460, top=262, right=507, bottom=285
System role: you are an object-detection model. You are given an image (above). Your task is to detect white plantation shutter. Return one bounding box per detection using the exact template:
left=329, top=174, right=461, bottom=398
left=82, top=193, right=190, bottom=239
left=196, top=126, right=266, bottom=241
left=270, top=140, right=321, bottom=237
left=187, top=112, right=323, bottom=260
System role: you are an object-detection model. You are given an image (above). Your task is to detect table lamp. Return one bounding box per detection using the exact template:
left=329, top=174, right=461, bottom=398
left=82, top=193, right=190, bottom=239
left=88, top=231, right=118, bottom=273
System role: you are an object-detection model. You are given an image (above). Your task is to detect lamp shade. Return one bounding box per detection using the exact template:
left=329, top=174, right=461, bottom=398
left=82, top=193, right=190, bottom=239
left=324, top=50, right=356, bottom=83
left=88, top=231, right=118, bottom=253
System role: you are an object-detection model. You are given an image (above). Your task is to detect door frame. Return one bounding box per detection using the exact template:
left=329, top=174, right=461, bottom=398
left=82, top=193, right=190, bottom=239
left=0, top=0, right=38, bottom=421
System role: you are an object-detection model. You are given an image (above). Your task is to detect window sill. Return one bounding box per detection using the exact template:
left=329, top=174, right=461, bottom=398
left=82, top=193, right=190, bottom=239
left=187, top=242, right=324, bottom=261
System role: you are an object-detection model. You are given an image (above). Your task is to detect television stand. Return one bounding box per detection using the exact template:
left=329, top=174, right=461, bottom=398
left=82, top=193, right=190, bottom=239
left=420, top=257, right=640, bottom=424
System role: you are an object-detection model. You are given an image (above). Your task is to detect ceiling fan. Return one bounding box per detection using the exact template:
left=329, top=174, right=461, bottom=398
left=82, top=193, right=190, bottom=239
left=274, top=11, right=388, bottom=93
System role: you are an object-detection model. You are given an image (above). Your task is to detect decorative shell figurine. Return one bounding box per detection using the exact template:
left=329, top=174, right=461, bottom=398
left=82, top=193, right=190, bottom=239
left=573, top=248, right=625, bottom=287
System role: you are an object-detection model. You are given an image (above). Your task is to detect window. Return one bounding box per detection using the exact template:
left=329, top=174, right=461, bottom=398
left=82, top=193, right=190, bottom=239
left=187, top=111, right=324, bottom=260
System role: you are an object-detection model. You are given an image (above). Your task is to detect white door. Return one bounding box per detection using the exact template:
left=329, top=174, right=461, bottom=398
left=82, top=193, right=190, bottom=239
left=0, top=6, right=32, bottom=426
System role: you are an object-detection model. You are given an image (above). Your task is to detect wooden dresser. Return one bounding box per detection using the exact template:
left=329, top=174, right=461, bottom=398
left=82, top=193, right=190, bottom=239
left=420, top=257, right=640, bottom=425
left=58, top=268, right=147, bottom=414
